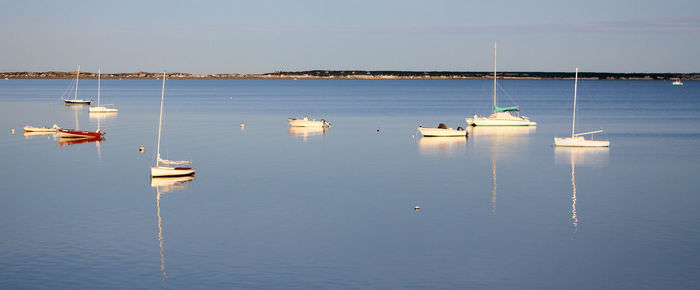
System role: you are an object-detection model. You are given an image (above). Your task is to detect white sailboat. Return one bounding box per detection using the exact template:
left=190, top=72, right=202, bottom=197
left=466, top=43, right=535, bottom=126
left=89, top=69, right=118, bottom=113
left=62, top=65, right=93, bottom=105
left=554, top=68, right=610, bottom=147
left=151, top=72, right=195, bottom=177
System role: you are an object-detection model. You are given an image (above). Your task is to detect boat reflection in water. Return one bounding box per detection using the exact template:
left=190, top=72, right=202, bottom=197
left=469, top=126, right=535, bottom=214
left=23, top=131, right=57, bottom=140
left=58, top=136, right=103, bottom=147
left=555, top=147, right=609, bottom=232
left=288, top=126, right=327, bottom=142
left=417, top=136, right=467, bottom=157
left=151, top=175, right=195, bottom=285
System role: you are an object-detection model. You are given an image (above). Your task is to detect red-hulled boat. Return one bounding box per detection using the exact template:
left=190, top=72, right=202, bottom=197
left=58, top=136, right=103, bottom=146
left=58, top=128, right=105, bottom=138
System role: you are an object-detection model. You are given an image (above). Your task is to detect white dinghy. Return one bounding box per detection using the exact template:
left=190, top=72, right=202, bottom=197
left=288, top=116, right=330, bottom=128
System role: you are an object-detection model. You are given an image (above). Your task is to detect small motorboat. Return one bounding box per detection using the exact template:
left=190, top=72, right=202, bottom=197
left=672, top=79, right=683, bottom=86
left=418, top=123, right=467, bottom=137
left=288, top=116, right=330, bottom=128
left=24, top=124, right=60, bottom=132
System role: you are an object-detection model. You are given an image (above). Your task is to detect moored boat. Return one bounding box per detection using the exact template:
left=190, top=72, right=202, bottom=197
left=288, top=116, right=330, bottom=128
left=672, top=79, right=683, bottom=86
left=57, top=128, right=105, bottom=138
left=89, top=69, right=118, bottom=113
left=151, top=72, right=195, bottom=178
left=554, top=67, right=609, bottom=147
left=466, top=43, right=535, bottom=126
left=24, top=124, right=60, bottom=132
left=62, top=65, right=93, bottom=105
left=418, top=123, right=467, bottom=137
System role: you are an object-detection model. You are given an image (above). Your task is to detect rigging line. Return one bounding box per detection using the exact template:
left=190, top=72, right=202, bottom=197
left=496, top=81, right=520, bottom=107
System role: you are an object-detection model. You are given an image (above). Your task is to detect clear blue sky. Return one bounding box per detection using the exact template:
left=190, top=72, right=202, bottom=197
left=1, top=0, right=698, bottom=74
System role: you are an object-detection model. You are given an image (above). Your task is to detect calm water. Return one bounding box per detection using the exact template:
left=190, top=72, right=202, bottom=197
left=1, top=78, right=699, bottom=288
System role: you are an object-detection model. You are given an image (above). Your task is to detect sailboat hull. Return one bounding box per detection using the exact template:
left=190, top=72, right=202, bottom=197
left=151, top=166, right=196, bottom=177
left=554, top=137, right=609, bottom=147
left=64, top=99, right=92, bottom=105
left=466, top=113, right=536, bottom=126
left=89, top=106, right=118, bottom=113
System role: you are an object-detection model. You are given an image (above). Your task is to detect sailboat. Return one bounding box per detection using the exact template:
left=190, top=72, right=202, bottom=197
left=151, top=72, right=195, bottom=177
left=89, top=69, right=118, bottom=113
left=62, top=65, right=93, bottom=105
left=466, top=43, right=535, bottom=126
left=554, top=68, right=610, bottom=147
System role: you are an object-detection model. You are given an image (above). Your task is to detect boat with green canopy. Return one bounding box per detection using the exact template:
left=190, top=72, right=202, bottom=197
left=466, top=43, right=536, bottom=126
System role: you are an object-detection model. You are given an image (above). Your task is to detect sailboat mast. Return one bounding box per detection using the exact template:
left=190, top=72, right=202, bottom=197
left=75, top=65, right=80, bottom=100
left=572, top=67, right=578, bottom=137
left=493, top=42, right=497, bottom=112
left=97, top=68, right=101, bottom=106
left=156, top=72, right=166, bottom=167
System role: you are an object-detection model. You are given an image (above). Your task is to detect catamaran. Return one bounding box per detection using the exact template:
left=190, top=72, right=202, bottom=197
left=554, top=68, right=610, bottom=147
left=466, top=43, right=535, bottom=126
left=288, top=116, right=331, bottom=128
left=151, top=72, right=195, bottom=177
left=62, top=65, right=93, bottom=105
left=89, top=69, right=118, bottom=113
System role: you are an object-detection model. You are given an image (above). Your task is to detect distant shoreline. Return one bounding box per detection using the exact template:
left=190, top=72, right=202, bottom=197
left=1, top=70, right=697, bottom=81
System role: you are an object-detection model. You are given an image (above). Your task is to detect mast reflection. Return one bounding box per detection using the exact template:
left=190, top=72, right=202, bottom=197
left=469, top=126, right=535, bottom=214
left=151, top=176, right=195, bottom=284
left=554, top=147, right=609, bottom=232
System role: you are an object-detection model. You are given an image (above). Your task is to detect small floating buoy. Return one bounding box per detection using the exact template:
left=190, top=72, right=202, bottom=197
left=11, top=129, right=15, bottom=134
left=240, top=123, right=245, bottom=128
left=414, top=206, right=420, bottom=211
left=376, top=128, right=380, bottom=134
left=139, top=146, right=145, bottom=153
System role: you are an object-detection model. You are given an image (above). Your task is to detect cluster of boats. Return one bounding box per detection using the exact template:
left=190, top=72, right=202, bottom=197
left=417, top=43, right=610, bottom=148
left=24, top=43, right=614, bottom=182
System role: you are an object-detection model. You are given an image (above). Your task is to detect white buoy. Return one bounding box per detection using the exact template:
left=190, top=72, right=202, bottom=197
left=11, top=129, right=15, bottom=134
left=240, top=123, right=245, bottom=128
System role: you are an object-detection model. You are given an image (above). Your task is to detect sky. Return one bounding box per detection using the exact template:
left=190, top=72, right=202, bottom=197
left=1, top=0, right=698, bottom=74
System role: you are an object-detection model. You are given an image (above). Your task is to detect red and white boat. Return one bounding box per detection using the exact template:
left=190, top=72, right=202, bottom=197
left=57, top=128, right=105, bottom=138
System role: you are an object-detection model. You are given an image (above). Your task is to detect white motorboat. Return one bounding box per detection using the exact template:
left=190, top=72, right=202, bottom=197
left=24, top=124, right=60, bottom=132
left=672, top=79, right=683, bottom=86
left=466, top=43, right=535, bottom=126
left=151, top=72, right=195, bottom=177
left=554, top=68, right=609, bottom=147
left=418, top=123, right=467, bottom=137
left=62, top=65, right=93, bottom=105
left=89, top=69, right=118, bottom=113
left=288, top=116, right=330, bottom=128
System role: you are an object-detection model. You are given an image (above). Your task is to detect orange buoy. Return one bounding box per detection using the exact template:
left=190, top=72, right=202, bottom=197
left=139, top=146, right=145, bottom=153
